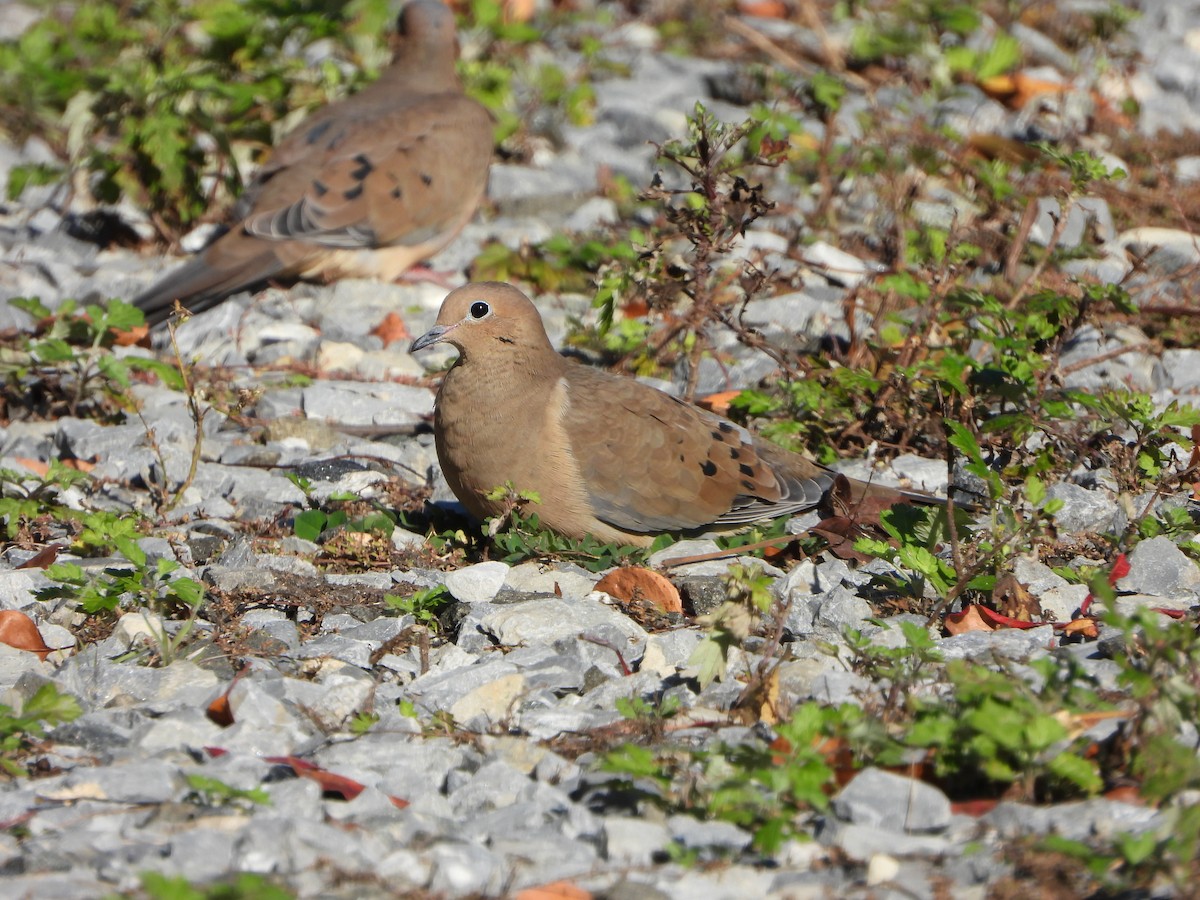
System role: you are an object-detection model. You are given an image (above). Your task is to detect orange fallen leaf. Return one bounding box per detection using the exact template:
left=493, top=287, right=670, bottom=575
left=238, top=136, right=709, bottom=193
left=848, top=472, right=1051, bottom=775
left=514, top=883, right=592, bottom=900
left=944, top=605, right=996, bottom=635
left=1058, top=618, right=1099, bottom=638
left=111, top=324, right=150, bottom=346
left=206, top=692, right=235, bottom=727
left=696, top=390, right=744, bottom=416
left=979, top=72, right=1070, bottom=109
left=61, top=458, right=95, bottom=473
left=738, top=0, right=788, bottom=17
left=595, top=567, right=682, bottom=614
left=12, top=458, right=49, bottom=477
left=0, top=610, right=54, bottom=661
left=370, top=311, right=410, bottom=347
left=206, top=669, right=250, bottom=727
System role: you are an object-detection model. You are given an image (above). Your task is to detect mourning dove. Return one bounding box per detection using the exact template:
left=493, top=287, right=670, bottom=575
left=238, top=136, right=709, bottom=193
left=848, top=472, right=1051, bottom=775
left=410, top=282, right=942, bottom=547
left=133, top=0, right=493, bottom=326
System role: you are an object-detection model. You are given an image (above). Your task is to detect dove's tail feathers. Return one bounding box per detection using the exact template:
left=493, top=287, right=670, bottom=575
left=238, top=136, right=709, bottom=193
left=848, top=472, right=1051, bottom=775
left=133, top=247, right=287, bottom=327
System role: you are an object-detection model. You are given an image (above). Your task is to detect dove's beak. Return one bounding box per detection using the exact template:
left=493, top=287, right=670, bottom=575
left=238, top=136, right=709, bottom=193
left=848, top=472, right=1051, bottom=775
left=410, top=324, right=451, bottom=353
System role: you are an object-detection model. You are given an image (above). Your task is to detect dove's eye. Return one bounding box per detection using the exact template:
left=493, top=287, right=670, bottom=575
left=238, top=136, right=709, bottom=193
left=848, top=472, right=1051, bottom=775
left=469, top=301, right=490, bottom=319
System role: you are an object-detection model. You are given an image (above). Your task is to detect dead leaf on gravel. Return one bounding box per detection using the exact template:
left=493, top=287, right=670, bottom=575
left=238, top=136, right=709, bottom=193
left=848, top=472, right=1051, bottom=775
left=944, top=605, right=996, bottom=635
left=514, top=882, right=592, bottom=900
left=370, top=311, right=410, bottom=347
left=16, top=546, right=61, bottom=570
left=0, top=610, right=54, bottom=661
left=595, top=567, right=682, bottom=613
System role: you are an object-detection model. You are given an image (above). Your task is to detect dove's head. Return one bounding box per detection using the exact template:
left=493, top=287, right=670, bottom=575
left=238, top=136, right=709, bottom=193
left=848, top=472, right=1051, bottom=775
left=391, top=1, right=460, bottom=75
left=410, top=282, right=557, bottom=360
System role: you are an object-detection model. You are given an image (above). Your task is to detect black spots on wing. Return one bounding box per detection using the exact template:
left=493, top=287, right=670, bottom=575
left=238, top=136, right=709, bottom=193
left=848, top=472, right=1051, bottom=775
left=710, top=430, right=724, bottom=442
left=679, top=453, right=686, bottom=463
left=420, top=173, right=433, bottom=187
left=343, top=184, right=364, bottom=201
left=739, top=463, right=755, bottom=478
left=305, top=120, right=333, bottom=145
left=350, top=154, right=374, bottom=181
left=313, top=180, right=330, bottom=197
left=718, top=421, right=735, bottom=433
left=391, top=186, right=403, bottom=200
left=729, top=447, right=740, bottom=459
left=741, top=480, right=756, bottom=491
left=700, top=460, right=717, bottom=477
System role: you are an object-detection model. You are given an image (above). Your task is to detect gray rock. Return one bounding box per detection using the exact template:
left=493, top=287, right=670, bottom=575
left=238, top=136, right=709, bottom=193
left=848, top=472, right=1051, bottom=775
left=1117, top=535, right=1200, bottom=599
left=301, top=380, right=433, bottom=427
left=667, top=814, right=753, bottom=852
left=445, top=560, right=510, bottom=603
left=1044, top=481, right=1119, bottom=535
left=604, top=816, right=671, bottom=866
left=833, top=767, right=951, bottom=833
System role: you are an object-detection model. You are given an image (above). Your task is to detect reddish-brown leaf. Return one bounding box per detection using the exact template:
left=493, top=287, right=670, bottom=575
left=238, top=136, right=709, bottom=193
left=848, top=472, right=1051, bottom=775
left=1104, top=785, right=1144, bottom=804
left=810, top=517, right=873, bottom=563
left=951, top=798, right=1001, bottom=817
left=264, top=756, right=408, bottom=808
left=370, top=311, right=410, bottom=347
left=16, top=546, right=61, bottom=570
left=0, top=610, right=54, bottom=661
left=206, top=692, right=235, bottom=727
left=1151, top=607, right=1186, bottom=620
left=594, top=567, right=682, bottom=613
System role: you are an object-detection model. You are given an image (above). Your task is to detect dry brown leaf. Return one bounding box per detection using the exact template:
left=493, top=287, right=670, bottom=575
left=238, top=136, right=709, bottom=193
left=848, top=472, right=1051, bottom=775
left=810, top=518, right=871, bottom=563
left=594, top=567, right=682, bottom=613
left=111, top=324, right=150, bottom=346
left=370, top=311, right=410, bottom=347
left=16, top=546, right=61, bottom=570
left=0, top=610, right=54, bottom=661
left=992, top=572, right=1042, bottom=622
left=944, top=605, right=996, bottom=635
left=758, top=668, right=781, bottom=725
left=966, top=133, right=1043, bottom=164
left=1060, top=618, right=1099, bottom=639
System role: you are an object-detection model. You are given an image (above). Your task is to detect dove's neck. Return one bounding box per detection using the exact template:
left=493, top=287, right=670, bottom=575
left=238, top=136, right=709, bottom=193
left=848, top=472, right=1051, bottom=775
left=385, top=53, right=461, bottom=93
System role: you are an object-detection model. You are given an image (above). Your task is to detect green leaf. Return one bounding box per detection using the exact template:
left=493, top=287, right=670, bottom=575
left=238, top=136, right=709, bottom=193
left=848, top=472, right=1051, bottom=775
left=1047, top=752, right=1103, bottom=794
left=293, top=510, right=327, bottom=542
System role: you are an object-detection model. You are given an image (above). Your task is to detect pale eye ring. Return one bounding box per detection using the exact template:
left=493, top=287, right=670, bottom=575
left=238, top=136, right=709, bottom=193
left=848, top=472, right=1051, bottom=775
left=469, top=301, right=490, bottom=319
